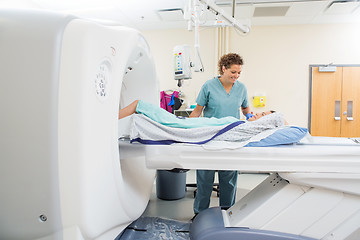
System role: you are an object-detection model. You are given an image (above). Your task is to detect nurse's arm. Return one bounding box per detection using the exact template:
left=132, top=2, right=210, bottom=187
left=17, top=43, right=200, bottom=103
left=241, top=106, right=250, bottom=116
left=189, top=104, right=204, bottom=118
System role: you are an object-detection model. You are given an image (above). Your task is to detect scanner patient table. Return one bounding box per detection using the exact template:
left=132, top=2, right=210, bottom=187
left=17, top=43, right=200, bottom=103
left=119, top=136, right=360, bottom=240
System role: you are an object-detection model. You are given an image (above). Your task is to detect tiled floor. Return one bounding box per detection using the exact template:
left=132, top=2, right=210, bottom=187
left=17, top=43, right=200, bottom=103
left=141, top=171, right=268, bottom=222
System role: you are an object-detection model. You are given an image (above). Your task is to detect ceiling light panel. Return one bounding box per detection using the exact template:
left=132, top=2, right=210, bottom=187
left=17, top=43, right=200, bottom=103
left=325, top=1, right=360, bottom=14
left=253, top=6, right=290, bottom=17
left=157, top=8, right=184, bottom=21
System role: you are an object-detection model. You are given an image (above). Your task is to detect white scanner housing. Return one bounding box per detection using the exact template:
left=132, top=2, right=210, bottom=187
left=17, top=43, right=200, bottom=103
left=0, top=9, right=158, bottom=240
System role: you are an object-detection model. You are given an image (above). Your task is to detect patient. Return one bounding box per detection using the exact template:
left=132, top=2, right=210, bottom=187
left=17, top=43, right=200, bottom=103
left=119, top=100, right=296, bottom=147
left=118, top=100, right=285, bottom=128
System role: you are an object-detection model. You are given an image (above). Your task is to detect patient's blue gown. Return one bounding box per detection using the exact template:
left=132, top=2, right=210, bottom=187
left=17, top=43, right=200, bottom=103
left=136, top=100, right=240, bottom=129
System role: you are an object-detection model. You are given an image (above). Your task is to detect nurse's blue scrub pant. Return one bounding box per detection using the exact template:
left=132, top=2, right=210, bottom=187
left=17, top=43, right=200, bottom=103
left=193, top=170, right=237, bottom=214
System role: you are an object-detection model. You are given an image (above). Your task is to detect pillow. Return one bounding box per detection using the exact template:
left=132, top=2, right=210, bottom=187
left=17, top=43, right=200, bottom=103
left=245, top=126, right=308, bottom=147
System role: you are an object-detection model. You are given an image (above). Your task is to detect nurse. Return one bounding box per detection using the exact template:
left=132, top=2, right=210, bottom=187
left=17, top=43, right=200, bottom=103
left=189, top=53, right=250, bottom=217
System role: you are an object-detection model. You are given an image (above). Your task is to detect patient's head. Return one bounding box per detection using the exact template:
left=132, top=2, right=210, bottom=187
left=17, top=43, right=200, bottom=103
left=248, top=110, right=275, bottom=121
left=247, top=111, right=287, bottom=127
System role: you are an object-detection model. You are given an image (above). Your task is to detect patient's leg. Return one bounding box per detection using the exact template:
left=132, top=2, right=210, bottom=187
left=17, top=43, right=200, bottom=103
left=118, top=100, right=139, bottom=119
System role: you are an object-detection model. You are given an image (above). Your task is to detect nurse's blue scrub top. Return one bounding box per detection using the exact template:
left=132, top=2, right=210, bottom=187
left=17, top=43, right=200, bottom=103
left=196, top=77, right=249, bottom=119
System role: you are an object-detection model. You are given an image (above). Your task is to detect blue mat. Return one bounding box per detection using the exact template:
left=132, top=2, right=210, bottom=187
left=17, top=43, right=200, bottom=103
left=116, top=216, right=190, bottom=240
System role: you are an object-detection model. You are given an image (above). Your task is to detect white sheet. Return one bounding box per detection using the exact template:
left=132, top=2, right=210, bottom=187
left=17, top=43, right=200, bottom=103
left=129, top=112, right=285, bottom=145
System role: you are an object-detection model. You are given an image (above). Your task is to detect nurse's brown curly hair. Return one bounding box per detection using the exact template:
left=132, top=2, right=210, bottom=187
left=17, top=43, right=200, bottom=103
left=218, top=53, right=244, bottom=75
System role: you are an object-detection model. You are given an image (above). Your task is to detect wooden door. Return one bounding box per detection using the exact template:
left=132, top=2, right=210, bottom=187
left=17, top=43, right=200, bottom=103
left=311, top=66, right=360, bottom=137
left=341, top=67, right=360, bottom=137
left=311, top=67, right=342, bottom=137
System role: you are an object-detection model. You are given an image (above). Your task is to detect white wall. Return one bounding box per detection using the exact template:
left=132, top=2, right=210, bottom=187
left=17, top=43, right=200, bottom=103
left=143, top=23, right=360, bottom=127
left=143, top=28, right=218, bottom=106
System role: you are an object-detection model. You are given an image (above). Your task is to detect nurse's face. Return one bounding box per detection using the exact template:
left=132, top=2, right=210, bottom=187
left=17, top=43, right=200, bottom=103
left=248, top=111, right=273, bottom=121
left=222, top=64, right=242, bottom=84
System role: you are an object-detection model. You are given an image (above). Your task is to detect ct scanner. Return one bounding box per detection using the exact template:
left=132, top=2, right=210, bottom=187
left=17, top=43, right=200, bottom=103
left=0, top=9, right=158, bottom=240
left=1, top=9, right=360, bottom=240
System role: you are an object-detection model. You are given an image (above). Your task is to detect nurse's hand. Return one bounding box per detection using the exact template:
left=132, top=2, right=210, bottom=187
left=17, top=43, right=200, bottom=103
left=246, top=113, right=254, bottom=120
left=189, top=104, right=204, bottom=118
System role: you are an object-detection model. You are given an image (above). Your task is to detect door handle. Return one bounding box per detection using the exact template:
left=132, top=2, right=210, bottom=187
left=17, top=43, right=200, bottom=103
left=334, top=100, right=341, bottom=120
left=347, top=100, right=353, bottom=121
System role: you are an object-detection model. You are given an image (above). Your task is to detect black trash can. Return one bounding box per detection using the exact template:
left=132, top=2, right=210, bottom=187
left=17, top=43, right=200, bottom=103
left=156, top=170, right=186, bottom=200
